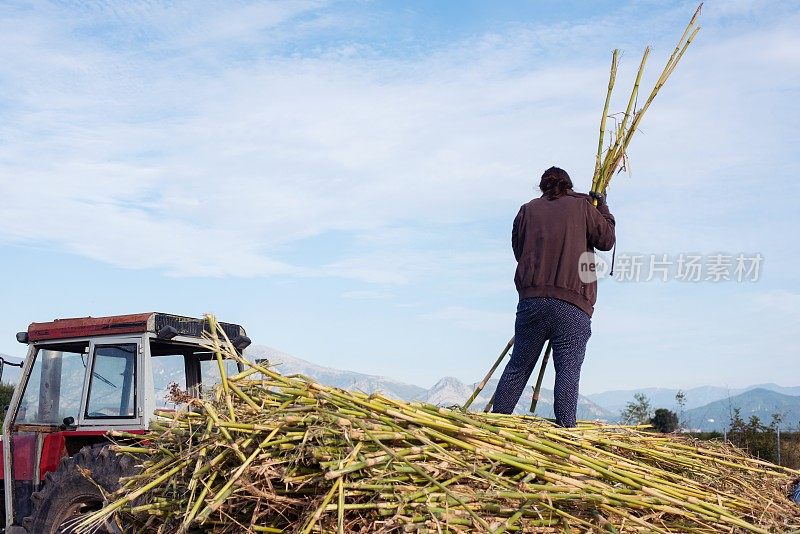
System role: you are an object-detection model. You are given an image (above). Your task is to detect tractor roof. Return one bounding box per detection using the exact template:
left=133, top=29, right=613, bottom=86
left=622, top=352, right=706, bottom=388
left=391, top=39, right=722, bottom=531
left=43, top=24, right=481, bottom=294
left=27, top=313, right=246, bottom=342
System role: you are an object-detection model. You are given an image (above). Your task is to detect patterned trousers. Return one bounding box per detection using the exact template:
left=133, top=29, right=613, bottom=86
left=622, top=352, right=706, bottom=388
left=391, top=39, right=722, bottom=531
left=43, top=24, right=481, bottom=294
left=492, top=297, right=592, bottom=427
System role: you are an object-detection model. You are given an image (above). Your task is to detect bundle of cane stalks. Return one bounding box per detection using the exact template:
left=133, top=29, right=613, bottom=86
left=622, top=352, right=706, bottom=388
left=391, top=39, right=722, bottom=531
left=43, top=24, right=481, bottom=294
left=75, top=319, right=800, bottom=534
left=589, top=4, right=702, bottom=199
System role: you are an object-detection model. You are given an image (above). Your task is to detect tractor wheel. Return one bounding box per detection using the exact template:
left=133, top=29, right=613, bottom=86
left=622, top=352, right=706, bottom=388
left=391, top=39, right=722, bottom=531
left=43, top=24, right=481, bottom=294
left=23, top=443, right=138, bottom=534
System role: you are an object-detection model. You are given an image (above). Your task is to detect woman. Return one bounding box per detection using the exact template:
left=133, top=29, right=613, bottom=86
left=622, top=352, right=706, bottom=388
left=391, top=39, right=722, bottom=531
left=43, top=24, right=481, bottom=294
left=492, top=166, right=615, bottom=427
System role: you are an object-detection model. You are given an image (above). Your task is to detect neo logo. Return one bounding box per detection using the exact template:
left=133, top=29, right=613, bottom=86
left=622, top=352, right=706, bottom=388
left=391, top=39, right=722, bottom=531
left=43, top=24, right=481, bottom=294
left=578, top=251, right=611, bottom=283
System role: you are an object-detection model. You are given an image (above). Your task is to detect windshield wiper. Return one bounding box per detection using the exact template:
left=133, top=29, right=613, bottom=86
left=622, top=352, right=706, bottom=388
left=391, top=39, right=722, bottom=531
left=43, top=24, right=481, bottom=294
left=81, top=353, right=118, bottom=389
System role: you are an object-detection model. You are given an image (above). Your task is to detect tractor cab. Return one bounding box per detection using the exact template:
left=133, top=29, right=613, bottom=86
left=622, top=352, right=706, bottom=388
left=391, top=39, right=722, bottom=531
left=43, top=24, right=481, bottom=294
left=1, top=313, right=250, bottom=533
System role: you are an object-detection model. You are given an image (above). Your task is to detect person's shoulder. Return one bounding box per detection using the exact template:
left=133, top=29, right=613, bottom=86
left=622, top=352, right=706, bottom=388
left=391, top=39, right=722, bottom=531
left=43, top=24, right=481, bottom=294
left=525, top=194, right=549, bottom=206
left=564, top=190, right=592, bottom=203
left=519, top=197, right=540, bottom=211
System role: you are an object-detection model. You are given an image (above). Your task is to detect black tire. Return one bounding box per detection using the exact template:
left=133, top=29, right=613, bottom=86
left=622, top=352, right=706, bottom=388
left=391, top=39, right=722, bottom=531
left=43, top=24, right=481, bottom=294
left=23, top=443, right=138, bottom=534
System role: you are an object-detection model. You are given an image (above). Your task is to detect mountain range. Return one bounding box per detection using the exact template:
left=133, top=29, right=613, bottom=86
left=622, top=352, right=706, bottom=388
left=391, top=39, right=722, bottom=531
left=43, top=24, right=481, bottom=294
left=245, top=346, right=429, bottom=401
left=586, top=385, right=800, bottom=413
left=683, top=388, right=800, bottom=432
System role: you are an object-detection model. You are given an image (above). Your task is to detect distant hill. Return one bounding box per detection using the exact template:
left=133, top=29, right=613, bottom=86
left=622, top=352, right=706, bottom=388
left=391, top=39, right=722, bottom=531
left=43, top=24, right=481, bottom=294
left=683, top=388, right=800, bottom=431
left=586, top=386, right=735, bottom=413
left=586, top=384, right=800, bottom=415
left=244, top=345, right=428, bottom=402
left=746, top=384, right=800, bottom=397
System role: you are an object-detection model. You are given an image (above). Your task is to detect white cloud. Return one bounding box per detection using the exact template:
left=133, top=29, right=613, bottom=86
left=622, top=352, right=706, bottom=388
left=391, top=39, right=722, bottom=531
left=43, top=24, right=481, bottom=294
left=0, top=1, right=798, bottom=285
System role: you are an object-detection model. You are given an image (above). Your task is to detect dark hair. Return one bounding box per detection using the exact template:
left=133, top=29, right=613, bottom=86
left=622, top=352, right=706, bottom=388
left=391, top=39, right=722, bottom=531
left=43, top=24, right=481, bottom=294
left=539, top=167, right=573, bottom=200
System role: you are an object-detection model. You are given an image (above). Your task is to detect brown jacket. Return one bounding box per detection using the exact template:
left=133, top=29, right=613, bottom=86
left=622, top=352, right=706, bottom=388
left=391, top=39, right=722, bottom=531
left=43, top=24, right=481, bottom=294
left=512, top=191, right=615, bottom=317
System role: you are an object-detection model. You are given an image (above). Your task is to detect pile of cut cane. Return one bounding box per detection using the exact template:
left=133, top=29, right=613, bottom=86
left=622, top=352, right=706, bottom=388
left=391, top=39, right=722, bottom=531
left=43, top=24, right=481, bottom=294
left=74, top=317, right=800, bottom=533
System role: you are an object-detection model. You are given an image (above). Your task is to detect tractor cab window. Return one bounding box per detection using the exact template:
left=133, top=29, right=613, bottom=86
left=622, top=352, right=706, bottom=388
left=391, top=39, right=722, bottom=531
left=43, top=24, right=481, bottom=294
left=150, top=353, right=188, bottom=408
left=16, top=342, right=88, bottom=425
left=85, top=344, right=137, bottom=418
left=149, top=339, right=241, bottom=402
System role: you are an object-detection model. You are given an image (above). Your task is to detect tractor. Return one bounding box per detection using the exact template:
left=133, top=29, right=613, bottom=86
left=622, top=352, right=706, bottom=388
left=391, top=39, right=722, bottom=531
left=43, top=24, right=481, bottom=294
left=0, top=313, right=251, bottom=533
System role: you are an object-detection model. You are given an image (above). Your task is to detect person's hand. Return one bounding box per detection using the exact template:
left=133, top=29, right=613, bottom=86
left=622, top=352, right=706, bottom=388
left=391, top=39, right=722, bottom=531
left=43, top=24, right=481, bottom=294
left=589, top=191, right=606, bottom=206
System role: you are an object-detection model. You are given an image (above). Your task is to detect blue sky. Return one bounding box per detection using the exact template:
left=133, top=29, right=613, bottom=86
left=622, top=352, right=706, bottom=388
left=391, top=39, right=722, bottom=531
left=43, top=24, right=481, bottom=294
left=0, top=0, right=798, bottom=394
